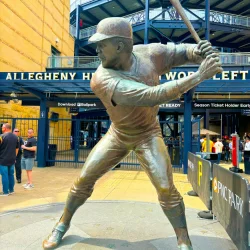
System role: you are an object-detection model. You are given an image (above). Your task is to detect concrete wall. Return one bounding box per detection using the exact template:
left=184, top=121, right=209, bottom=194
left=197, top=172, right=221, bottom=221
left=0, top=0, right=74, bottom=71
left=0, top=0, right=74, bottom=152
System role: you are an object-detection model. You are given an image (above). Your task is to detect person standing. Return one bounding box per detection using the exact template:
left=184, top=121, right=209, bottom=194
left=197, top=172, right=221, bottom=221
left=0, top=123, right=19, bottom=196
left=244, top=137, right=250, bottom=151
left=214, top=138, right=224, bottom=164
left=223, top=139, right=230, bottom=162
left=229, top=138, right=233, bottom=161
left=238, top=140, right=244, bottom=163
left=201, top=137, right=213, bottom=152
left=13, top=128, right=24, bottom=183
left=21, top=128, right=37, bottom=189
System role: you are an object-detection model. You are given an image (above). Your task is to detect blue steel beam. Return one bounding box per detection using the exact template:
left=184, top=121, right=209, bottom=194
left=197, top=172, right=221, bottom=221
left=75, top=5, right=80, bottom=56
left=17, top=86, right=46, bottom=99
left=178, top=29, right=203, bottom=43
left=152, top=20, right=202, bottom=30
left=137, top=0, right=144, bottom=8
left=169, top=28, right=175, bottom=39
left=150, top=28, right=164, bottom=42
left=150, top=25, right=174, bottom=42
left=81, top=0, right=114, bottom=11
left=1, top=81, right=250, bottom=93
left=99, top=5, right=113, bottom=17
left=196, top=0, right=204, bottom=5
left=240, top=9, right=250, bottom=15
left=133, top=32, right=143, bottom=42
left=211, top=0, right=221, bottom=8
left=238, top=4, right=250, bottom=15
left=183, top=89, right=195, bottom=174
left=37, top=99, right=48, bottom=168
left=205, top=0, right=210, bottom=41
left=226, top=0, right=245, bottom=10
left=237, top=38, right=250, bottom=48
left=185, top=9, right=204, bottom=21
left=83, top=11, right=99, bottom=23
left=115, top=0, right=128, bottom=12
left=209, top=23, right=250, bottom=36
left=210, top=33, right=230, bottom=42
left=225, top=35, right=245, bottom=44
left=144, top=0, right=149, bottom=44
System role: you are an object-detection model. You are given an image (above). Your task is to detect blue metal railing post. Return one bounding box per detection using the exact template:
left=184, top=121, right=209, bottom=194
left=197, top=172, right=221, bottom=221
left=74, top=5, right=80, bottom=59
left=144, top=0, right=149, bottom=44
left=205, top=109, right=210, bottom=129
left=205, top=0, right=210, bottom=41
left=74, top=119, right=80, bottom=164
left=12, top=118, right=16, bottom=131
left=37, top=99, right=48, bottom=167
left=183, top=90, right=194, bottom=174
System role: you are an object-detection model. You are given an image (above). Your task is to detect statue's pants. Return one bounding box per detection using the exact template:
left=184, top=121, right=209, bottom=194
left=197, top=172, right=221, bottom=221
left=63, top=130, right=186, bottom=228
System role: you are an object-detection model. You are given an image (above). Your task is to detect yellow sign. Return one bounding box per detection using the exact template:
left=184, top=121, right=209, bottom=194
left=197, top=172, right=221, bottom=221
left=198, top=161, right=202, bottom=186
left=213, top=177, right=218, bottom=193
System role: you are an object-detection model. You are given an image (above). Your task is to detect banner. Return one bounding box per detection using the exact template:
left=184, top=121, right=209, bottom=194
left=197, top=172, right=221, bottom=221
left=188, top=152, right=212, bottom=210
left=193, top=101, right=250, bottom=109
left=47, top=101, right=105, bottom=109
left=212, top=164, right=250, bottom=250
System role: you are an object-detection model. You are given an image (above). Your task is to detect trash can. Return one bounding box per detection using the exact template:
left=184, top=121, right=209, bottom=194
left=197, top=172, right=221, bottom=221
left=244, top=151, right=250, bottom=174
left=47, top=144, right=57, bottom=166
left=196, top=152, right=218, bottom=164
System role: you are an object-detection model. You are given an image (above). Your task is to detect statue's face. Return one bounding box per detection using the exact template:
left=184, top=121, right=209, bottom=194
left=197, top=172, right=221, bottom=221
left=96, top=39, right=119, bottom=68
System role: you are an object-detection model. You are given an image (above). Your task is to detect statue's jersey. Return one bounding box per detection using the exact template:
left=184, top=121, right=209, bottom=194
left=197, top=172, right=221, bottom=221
left=90, top=43, right=193, bottom=142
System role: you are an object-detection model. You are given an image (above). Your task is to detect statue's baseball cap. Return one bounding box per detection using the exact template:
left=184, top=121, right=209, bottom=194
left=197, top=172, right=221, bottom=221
left=89, top=17, right=133, bottom=43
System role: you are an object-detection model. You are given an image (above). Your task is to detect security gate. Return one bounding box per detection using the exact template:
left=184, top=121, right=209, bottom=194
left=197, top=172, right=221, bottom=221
left=48, top=118, right=184, bottom=171
left=160, top=121, right=184, bottom=170
left=47, top=118, right=109, bottom=167
left=192, top=118, right=202, bottom=153
left=0, top=116, right=186, bottom=171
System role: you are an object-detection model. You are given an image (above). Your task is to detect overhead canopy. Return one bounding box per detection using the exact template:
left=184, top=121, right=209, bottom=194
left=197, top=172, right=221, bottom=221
left=193, top=128, right=220, bottom=135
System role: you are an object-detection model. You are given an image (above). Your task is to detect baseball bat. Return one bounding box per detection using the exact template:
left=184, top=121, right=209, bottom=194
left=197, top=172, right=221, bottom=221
left=169, top=0, right=201, bottom=44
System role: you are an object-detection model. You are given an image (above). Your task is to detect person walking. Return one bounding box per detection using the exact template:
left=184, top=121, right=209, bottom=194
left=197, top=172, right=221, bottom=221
left=0, top=123, right=19, bottom=196
left=13, top=128, right=24, bottom=183
left=21, top=128, right=37, bottom=190
left=214, top=138, right=224, bottom=164
left=43, top=17, right=222, bottom=250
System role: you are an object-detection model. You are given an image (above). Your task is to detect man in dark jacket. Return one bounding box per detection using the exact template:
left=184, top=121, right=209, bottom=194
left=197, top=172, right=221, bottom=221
left=13, top=128, right=24, bottom=183
left=0, top=123, right=19, bottom=196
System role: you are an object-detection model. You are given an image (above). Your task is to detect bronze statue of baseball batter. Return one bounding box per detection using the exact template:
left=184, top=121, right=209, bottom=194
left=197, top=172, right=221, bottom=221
left=43, top=17, right=222, bottom=250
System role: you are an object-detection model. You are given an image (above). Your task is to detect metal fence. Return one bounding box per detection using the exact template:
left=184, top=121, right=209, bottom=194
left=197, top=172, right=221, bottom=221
left=75, top=8, right=250, bottom=40
left=47, top=118, right=184, bottom=172
left=47, top=52, right=250, bottom=69
left=47, top=56, right=100, bottom=68
left=0, top=116, right=193, bottom=172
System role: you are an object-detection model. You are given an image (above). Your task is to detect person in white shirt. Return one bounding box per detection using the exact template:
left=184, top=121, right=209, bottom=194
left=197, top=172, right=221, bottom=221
left=244, top=137, right=250, bottom=151
left=214, top=138, right=224, bottom=164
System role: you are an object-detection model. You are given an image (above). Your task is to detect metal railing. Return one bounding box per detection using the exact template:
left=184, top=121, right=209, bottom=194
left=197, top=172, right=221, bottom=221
left=76, top=8, right=250, bottom=39
left=47, top=53, right=250, bottom=69
left=47, top=56, right=100, bottom=68
left=70, top=25, right=76, bottom=37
